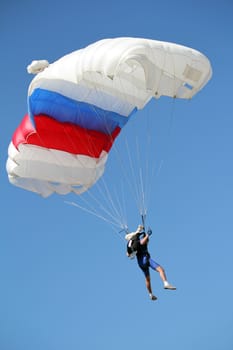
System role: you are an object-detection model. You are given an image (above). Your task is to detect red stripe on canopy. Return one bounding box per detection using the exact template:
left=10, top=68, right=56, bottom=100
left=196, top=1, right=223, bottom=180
left=12, top=114, right=121, bottom=158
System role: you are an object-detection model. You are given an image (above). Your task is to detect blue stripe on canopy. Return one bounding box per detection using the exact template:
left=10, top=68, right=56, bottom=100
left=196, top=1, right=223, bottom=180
left=28, top=88, right=136, bottom=134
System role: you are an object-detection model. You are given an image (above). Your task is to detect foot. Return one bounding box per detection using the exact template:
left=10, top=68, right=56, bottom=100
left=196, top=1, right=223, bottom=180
left=164, top=284, right=176, bottom=290
left=149, top=293, right=157, bottom=301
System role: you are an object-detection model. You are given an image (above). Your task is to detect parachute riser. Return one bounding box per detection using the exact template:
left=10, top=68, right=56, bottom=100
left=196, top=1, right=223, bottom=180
left=141, top=214, right=146, bottom=229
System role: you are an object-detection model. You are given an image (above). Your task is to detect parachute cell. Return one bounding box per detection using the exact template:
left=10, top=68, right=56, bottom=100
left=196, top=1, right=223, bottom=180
left=6, top=37, right=212, bottom=197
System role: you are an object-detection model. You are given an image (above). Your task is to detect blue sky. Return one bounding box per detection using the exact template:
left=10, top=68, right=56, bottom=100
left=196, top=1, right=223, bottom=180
left=1, top=0, right=233, bottom=349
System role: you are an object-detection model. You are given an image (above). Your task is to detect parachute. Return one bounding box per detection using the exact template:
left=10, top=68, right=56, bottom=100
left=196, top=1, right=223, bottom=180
left=6, top=37, right=212, bottom=197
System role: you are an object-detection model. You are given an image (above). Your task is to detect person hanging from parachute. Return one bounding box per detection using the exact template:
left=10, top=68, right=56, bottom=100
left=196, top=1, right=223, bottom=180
left=125, top=224, right=176, bottom=301
left=6, top=38, right=212, bottom=301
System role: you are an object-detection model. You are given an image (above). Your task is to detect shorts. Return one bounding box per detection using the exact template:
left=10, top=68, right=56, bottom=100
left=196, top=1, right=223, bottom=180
left=137, top=255, right=160, bottom=277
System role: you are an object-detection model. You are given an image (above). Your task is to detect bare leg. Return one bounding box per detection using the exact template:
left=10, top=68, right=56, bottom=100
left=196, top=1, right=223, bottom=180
left=156, top=266, right=176, bottom=290
left=156, top=266, right=167, bottom=282
left=145, top=275, right=153, bottom=294
left=145, top=275, right=157, bottom=300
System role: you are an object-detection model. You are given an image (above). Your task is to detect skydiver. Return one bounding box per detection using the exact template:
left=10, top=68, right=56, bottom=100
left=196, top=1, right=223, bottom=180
left=125, top=225, right=176, bottom=301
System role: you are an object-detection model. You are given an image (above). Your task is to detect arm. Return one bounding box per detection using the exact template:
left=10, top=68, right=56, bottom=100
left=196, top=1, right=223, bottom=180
left=140, top=233, right=150, bottom=245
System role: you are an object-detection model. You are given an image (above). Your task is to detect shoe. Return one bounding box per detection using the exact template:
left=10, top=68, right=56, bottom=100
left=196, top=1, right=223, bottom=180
left=149, top=293, right=157, bottom=301
left=164, top=284, right=176, bottom=290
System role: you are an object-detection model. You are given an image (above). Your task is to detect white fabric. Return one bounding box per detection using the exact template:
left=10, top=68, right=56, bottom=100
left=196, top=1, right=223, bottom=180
left=28, top=37, right=212, bottom=114
left=27, top=60, right=49, bottom=74
left=6, top=142, right=108, bottom=197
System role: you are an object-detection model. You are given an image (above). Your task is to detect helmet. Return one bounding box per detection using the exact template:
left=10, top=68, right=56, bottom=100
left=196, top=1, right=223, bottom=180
left=137, top=225, right=144, bottom=232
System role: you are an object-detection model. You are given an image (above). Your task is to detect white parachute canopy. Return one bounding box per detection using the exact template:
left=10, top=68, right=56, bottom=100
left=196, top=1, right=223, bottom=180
left=7, top=37, right=212, bottom=200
